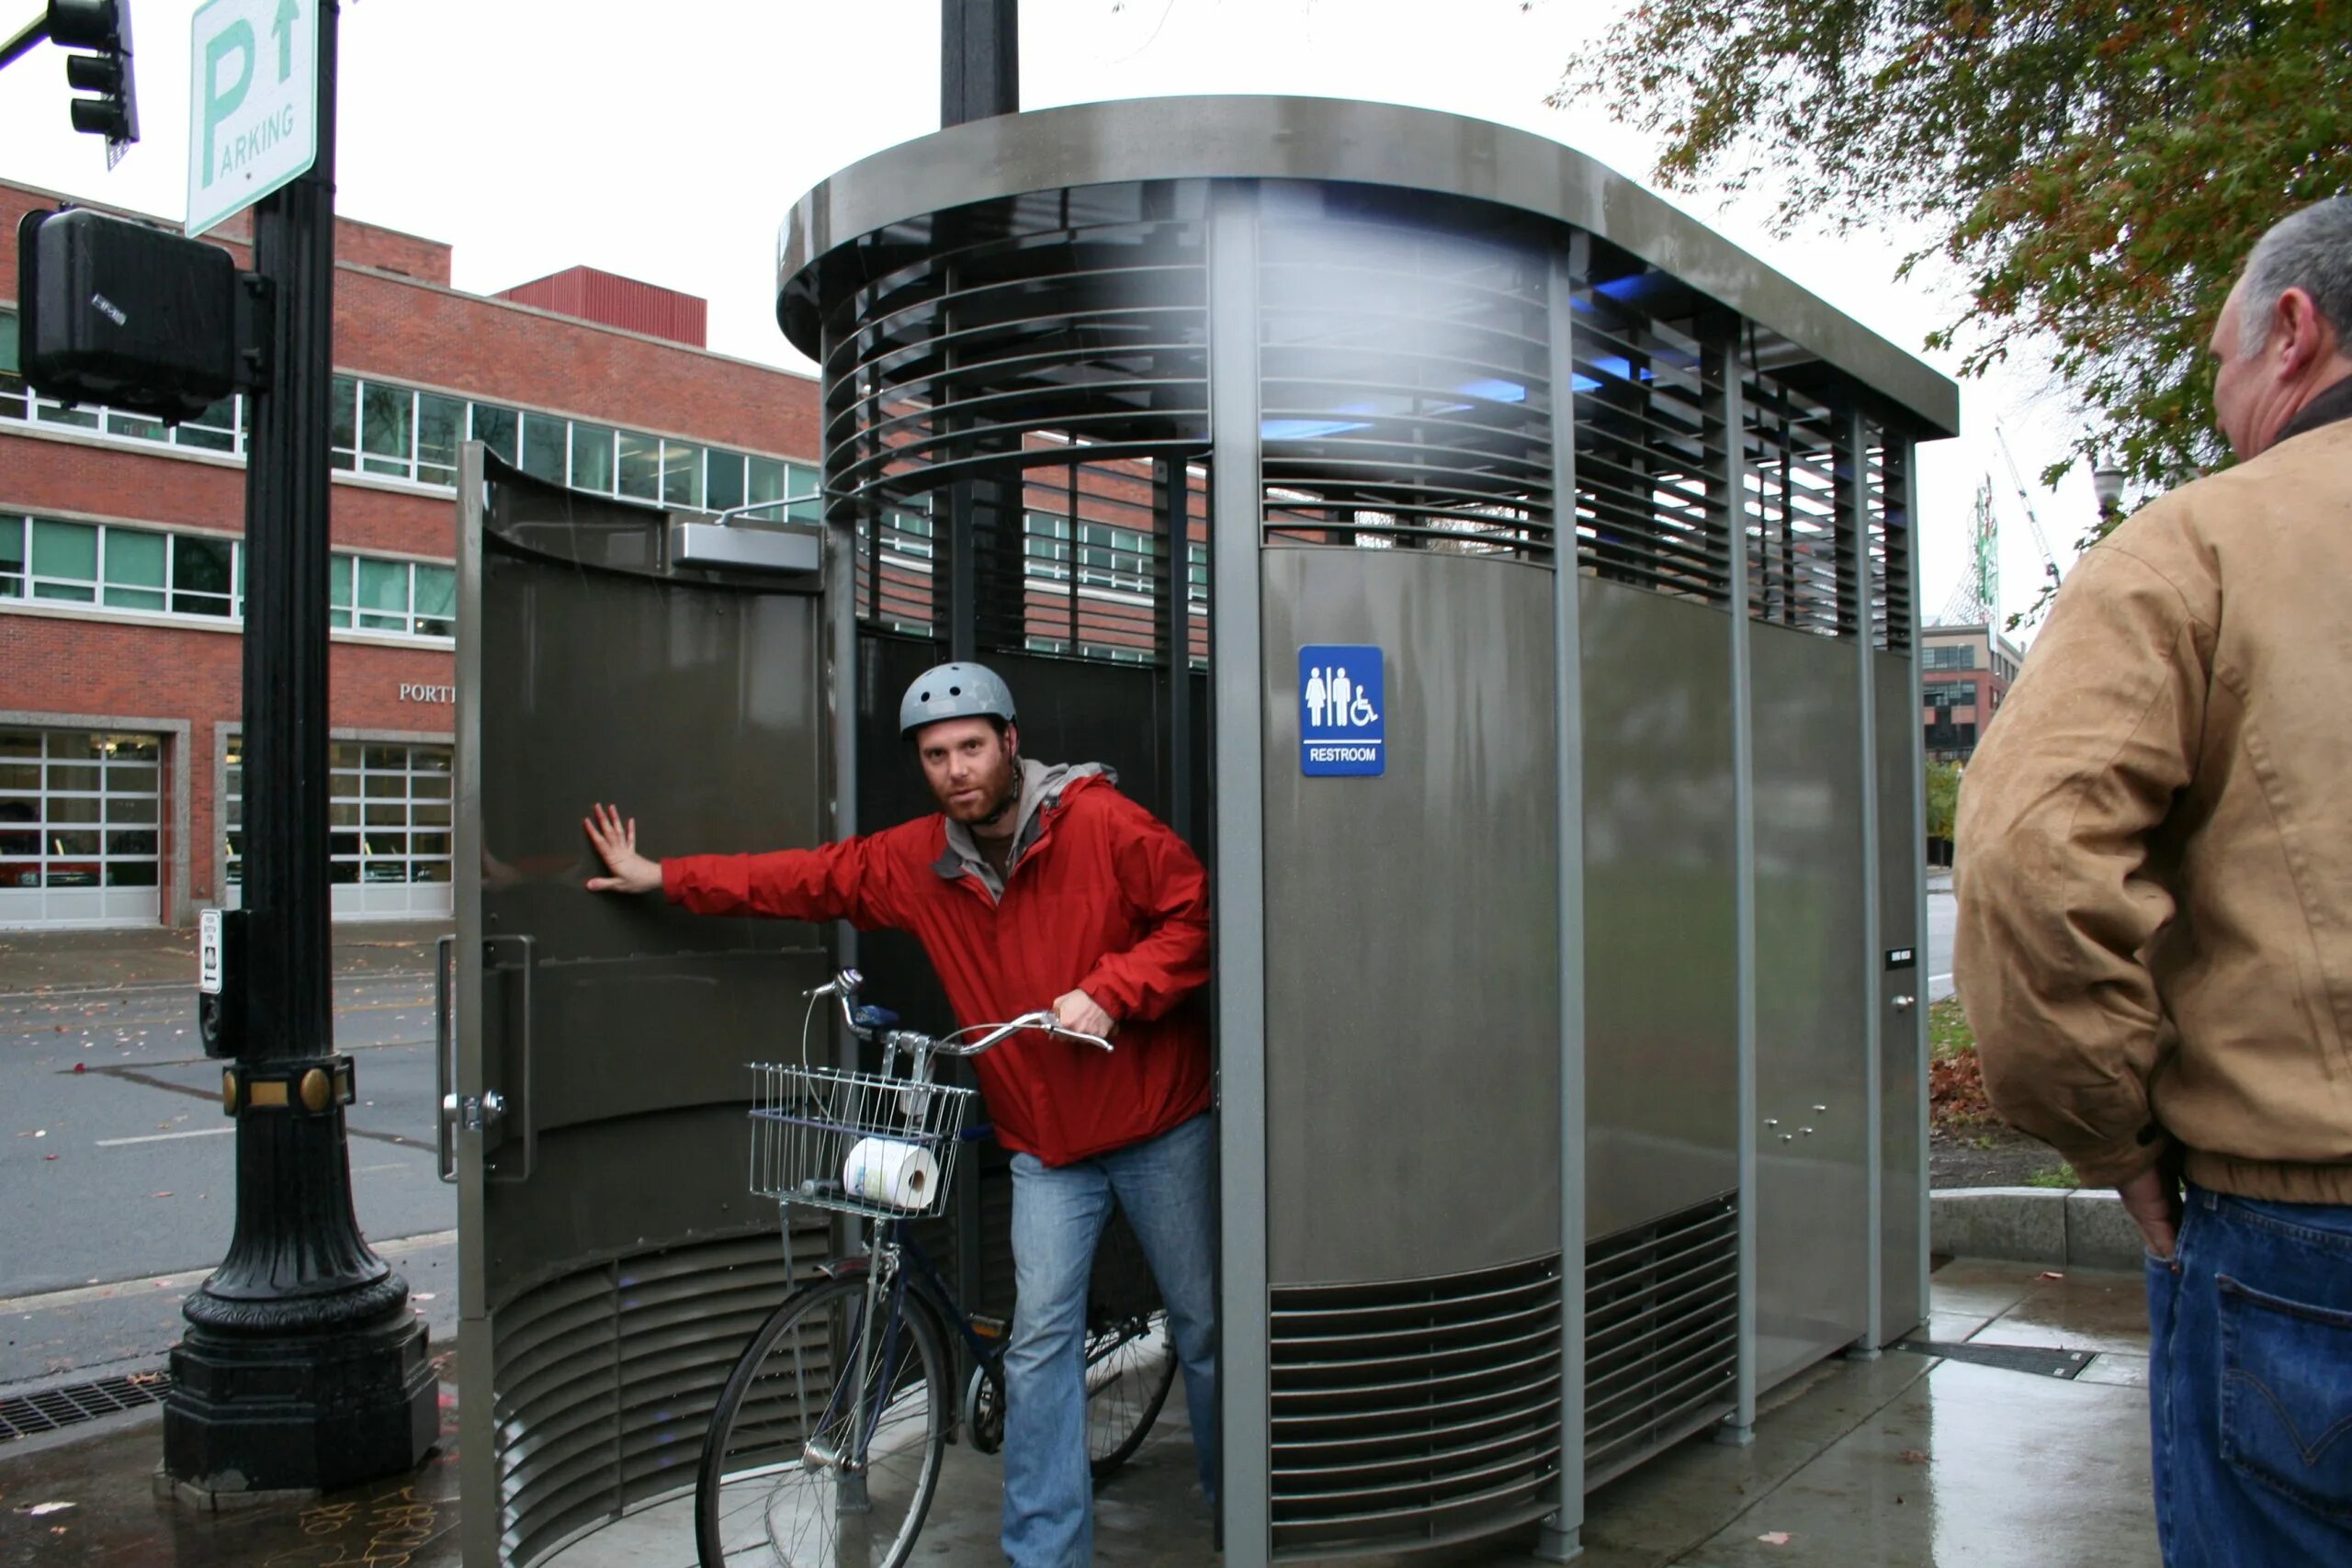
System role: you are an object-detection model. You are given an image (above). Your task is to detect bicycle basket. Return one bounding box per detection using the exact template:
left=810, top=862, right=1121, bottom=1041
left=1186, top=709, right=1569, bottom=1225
left=749, top=1062, right=975, bottom=1222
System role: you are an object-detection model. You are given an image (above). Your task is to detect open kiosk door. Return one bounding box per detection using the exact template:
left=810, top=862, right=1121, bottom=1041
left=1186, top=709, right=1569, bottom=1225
left=445, top=449, right=842, bottom=1566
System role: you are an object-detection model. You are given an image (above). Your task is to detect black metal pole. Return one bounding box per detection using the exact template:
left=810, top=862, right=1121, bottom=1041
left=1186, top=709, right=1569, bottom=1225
left=164, top=0, right=436, bottom=1495
left=0, top=15, right=48, bottom=73
left=940, top=0, right=1018, bottom=127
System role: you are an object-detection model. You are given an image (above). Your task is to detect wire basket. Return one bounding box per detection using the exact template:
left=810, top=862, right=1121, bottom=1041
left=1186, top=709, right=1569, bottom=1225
left=749, top=1061, right=975, bottom=1222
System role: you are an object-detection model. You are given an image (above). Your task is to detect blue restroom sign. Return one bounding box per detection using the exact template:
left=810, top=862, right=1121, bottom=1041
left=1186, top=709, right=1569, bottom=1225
left=1299, top=645, right=1385, bottom=776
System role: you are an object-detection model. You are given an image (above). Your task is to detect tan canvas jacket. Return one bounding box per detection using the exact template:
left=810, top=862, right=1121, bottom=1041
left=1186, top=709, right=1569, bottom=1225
left=1955, top=409, right=2352, bottom=1204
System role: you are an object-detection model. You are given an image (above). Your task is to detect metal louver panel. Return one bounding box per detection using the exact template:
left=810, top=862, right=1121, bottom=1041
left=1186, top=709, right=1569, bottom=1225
left=1864, top=426, right=1913, bottom=653
left=816, top=182, right=1211, bottom=666
left=496, top=1224, right=827, bottom=1567
left=1584, top=1193, right=1738, bottom=1488
left=1269, top=1255, right=1563, bottom=1559
left=1742, top=369, right=1857, bottom=639
left=1572, top=288, right=1733, bottom=604
left=1258, top=200, right=1555, bottom=564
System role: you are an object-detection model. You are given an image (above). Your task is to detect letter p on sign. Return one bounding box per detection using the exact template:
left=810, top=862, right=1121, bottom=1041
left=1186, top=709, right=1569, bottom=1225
left=200, top=23, right=254, bottom=189
left=185, top=0, right=318, bottom=239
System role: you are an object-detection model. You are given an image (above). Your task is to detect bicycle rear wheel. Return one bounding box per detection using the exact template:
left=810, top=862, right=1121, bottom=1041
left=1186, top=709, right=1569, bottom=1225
left=696, top=1274, right=950, bottom=1568
left=1084, top=1309, right=1177, bottom=1478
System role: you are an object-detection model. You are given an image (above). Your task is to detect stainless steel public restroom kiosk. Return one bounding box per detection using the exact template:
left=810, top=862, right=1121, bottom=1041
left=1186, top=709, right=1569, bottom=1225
left=774, top=94, right=1958, bottom=1564
left=448, top=92, right=1955, bottom=1568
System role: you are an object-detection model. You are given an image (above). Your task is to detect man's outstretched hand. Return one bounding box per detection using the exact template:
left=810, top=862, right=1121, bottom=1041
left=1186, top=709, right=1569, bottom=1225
left=583, top=803, right=663, bottom=895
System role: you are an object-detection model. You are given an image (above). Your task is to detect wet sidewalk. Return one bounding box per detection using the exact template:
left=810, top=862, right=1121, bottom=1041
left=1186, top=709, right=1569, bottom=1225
left=0, top=1256, right=2157, bottom=1567
left=0, top=919, right=447, bottom=996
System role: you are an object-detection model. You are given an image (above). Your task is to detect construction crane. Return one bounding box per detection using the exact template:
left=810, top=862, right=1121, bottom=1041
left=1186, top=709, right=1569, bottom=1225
left=1938, top=477, right=1999, bottom=625
left=1993, top=421, right=2065, bottom=591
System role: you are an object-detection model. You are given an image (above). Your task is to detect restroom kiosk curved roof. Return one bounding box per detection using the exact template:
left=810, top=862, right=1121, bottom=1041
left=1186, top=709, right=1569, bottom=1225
left=776, top=94, right=1960, bottom=439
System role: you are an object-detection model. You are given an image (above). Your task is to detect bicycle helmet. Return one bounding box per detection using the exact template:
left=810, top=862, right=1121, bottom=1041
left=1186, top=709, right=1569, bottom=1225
left=899, top=661, right=1017, bottom=739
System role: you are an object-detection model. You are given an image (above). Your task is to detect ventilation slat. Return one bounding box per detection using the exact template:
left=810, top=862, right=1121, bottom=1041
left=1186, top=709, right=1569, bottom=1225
left=1583, top=1193, right=1739, bottom=1488
left=1270, top=1255, right=1562, bottom=1555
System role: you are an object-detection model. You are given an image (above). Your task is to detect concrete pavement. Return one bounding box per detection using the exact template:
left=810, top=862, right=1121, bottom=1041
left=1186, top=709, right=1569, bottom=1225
left=1, top=920, right=456, bottom=1397
left=0, top=1256, right=2161, bottom=1568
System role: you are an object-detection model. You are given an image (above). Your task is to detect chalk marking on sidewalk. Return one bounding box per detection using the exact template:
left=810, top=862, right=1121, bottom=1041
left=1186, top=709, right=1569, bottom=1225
left=95, top=1126, right=237, bottom=1147
left=0, top=1230, right=456, bottom=1315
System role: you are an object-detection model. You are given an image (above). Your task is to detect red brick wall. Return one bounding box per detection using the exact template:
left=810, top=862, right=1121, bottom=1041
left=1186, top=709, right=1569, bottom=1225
left=3, top=175, right=822, bottom=925
left=0, top=612, right=454, bottom=913
left=2, top=181, right=820, bottom=463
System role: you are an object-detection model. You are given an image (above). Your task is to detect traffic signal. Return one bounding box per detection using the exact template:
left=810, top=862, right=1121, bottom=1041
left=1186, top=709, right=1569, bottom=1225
left=17, top=207, right=259, bottom=423
left=46, top=0, right=139, bottom=164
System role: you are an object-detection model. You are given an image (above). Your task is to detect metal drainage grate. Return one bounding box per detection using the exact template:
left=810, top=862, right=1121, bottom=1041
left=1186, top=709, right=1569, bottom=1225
left=1896, top=1340, right=2093, bottom=1380
left=0, top=1371, right=173, bottom=1442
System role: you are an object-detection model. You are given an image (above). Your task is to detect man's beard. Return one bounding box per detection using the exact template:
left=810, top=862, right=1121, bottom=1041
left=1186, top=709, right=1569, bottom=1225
left=935, top=753, right=1021, bottom=829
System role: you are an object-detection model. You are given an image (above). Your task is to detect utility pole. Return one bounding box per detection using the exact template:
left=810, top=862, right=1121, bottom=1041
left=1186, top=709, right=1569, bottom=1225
left=940, top=0, right=1018, bottom=127
left=163, top=0, right=438, bottom=1496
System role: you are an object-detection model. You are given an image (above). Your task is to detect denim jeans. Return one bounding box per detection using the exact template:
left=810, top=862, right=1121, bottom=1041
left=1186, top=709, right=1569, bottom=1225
left=1001, top=1111, right=1218, bottom=1568
left=2147, top=1184, right=2352, bottom=1566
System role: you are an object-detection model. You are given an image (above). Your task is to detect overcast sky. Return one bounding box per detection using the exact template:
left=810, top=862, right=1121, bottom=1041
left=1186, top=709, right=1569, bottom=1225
left=0, top=0, right=2120, bottom=632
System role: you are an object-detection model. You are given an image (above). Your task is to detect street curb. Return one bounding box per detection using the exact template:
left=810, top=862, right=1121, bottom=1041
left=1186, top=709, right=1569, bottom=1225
left=1930, top=1185, right=2147, bottom=1271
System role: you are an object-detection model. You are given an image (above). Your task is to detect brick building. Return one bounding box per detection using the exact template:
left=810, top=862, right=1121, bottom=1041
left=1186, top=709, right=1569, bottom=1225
left=1918, top=620, right=2024, bottom=762
left=0, top=175, right=826, bottom=929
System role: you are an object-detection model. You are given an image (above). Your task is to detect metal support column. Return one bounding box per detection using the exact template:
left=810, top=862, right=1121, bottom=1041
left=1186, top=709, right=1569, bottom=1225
left=1208, top=181, right=1269, bottom=1568
left=1535, top=249, right=1589, bottom=1563
left=1846, top=406, right=1886, bottom=1359
left=1159, top=457, right=1194, bottom=843
left=1905, top=448, right=1933, bottom=1331
left=164, top=0, right=436, bottom=1496
left=1715, top=339, right=1759, bottom=1448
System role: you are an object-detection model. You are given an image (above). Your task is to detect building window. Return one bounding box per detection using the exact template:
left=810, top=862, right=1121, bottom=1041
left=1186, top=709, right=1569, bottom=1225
left=102, top=527, right=167, bottom=611
left=0, top=513, right=454, bottom=641
left=470, top=402, right=519, bottom=465
left=1024, top=513, right=1071, bottom=581
left=329, top=553, right=455, bottom=638
left=173, top=535, right=237, bottom=617
left=6, top=322, right=806, bottom=515
left=1924, top=644, right=1978, bottom=671
left=0, top=728, right=164, bottom=919
left=1078, top=522, right=1151, bottom=593
left=571, top=423, right=616, bottom=492
left=1921, top=682, right=1975, bottom=707
left=1025, top=513, right=1152, bottom=594
left=520, top=410, right=568, bottom=485
left=226, top=739, right=454, bottom=900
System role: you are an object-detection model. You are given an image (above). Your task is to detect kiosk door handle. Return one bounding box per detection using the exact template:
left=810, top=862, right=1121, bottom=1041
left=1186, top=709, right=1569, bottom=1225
left=435, top=935, right=457, bottom=1183
left=1891, top=994, right=1917, bottom=1013
left=482, top=933, right=538, bottom=1185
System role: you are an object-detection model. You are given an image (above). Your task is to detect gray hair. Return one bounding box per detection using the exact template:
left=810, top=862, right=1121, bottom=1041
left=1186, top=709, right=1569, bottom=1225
left=2238, top=197, right=2352, bottom=356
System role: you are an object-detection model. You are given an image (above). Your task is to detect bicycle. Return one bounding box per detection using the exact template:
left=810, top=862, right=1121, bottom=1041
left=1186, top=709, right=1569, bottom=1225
left=695, top=969, right=1180, bottom=1568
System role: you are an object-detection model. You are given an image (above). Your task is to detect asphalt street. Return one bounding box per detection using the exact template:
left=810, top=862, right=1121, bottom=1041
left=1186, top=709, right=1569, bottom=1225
left=1, top=968, right=456, bottom=1391
left=0, top=893, right=1957, bottom=1395
left=1928, top=882, right=1957, bottom=1000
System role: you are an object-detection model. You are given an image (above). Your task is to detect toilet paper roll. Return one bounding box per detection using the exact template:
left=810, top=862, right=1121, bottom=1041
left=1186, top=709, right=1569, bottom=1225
left=842, top=1137, right=941, bottom=1212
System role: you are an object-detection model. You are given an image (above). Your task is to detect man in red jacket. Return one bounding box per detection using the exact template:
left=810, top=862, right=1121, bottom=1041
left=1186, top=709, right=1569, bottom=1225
left=582, top=660, right=1215, bottom=1567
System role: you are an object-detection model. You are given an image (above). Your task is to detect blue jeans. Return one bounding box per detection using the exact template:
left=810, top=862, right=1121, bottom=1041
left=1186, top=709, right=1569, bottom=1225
left=2147, top=1184, right=2352, bottom=1565
left=1001, top=1112, right=1218, bottom=1568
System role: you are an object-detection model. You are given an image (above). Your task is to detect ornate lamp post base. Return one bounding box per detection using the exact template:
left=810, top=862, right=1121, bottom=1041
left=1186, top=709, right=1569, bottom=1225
left=163, top=1307, right=436, bottom=1495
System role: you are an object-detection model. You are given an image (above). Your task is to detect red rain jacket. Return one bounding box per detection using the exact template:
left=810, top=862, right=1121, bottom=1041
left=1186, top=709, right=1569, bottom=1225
left=662, top=773, right=1210, bottom=1167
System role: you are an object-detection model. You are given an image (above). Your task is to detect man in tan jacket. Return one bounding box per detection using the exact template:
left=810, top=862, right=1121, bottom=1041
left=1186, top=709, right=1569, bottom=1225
left=1956, top=196, right=2352, bottom=1566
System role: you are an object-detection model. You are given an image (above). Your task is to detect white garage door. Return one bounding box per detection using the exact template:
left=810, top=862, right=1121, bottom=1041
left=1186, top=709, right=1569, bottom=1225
left=224, top=737, right=453, bottom=919
left=0, top=728, right=165, bottom=930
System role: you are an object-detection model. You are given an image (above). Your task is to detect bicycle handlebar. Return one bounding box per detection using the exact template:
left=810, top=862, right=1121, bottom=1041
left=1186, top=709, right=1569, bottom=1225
left=807, top=969, right=1114, bottom=1056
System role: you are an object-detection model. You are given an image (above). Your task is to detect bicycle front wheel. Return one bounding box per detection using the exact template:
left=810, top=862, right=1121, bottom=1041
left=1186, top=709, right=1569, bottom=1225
left=696, top=1274, right=951, bottom=1568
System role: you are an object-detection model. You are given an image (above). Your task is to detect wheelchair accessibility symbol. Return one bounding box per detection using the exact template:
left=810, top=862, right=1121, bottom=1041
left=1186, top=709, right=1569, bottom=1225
left=1299, top=645, right=1385, bottom=777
